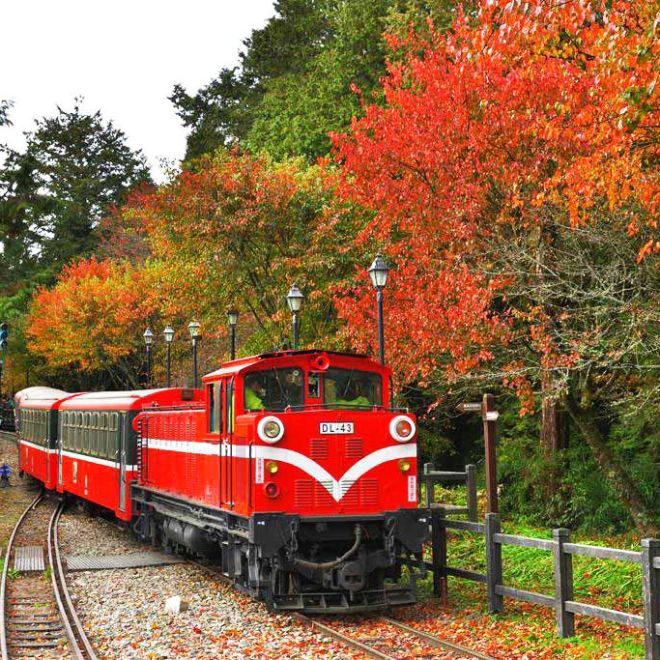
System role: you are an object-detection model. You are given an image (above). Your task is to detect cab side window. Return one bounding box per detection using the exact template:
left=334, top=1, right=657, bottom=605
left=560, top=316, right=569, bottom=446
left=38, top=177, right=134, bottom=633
left=208, top=384, right=216, bottom=433
left=225, top=380, right=234, bottom=434
left=207, top=383, right=223, bottom=434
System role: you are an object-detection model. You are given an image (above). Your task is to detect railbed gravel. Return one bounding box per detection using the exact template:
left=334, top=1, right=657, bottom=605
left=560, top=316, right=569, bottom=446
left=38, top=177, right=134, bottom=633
left=59, top=507, right=361, bottom=659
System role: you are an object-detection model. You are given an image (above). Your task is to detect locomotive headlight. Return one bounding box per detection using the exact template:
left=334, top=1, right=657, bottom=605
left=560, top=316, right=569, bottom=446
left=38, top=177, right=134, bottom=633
left=257, top=416, right=284, bottom=443
left=398, top=459, right=412, bottom=473
left=389, top=415, right=416, bottom=443
left=266, top=461, right=279, bottom=475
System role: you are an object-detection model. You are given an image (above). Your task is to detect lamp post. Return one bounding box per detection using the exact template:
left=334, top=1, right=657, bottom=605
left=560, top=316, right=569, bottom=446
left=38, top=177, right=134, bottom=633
left=286, top=284, right=304, bottom=350
left=188, top=320, right=201, bottom=388
left=143, top=328, right=154, bottom=387
left=368, top=254, right=390, bottom=364
left=227, top=310, right=239, bottom=360
left=163, top=326, right=174, bottom=387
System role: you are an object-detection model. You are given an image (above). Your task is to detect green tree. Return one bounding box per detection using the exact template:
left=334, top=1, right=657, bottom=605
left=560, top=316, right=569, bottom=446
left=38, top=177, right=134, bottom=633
left=1, top=101, right=151, bottom=284
left=247, top=0, right=392, bottom=161
left=171, top=0, right=331, bottom=160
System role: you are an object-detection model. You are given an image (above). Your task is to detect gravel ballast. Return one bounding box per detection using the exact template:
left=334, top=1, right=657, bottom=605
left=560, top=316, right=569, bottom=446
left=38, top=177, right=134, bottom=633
left=59, top=508, right=360, bottom=659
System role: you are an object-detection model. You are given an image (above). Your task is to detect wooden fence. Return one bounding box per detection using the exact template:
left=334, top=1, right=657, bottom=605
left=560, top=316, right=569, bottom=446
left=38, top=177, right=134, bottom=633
left=427, top=510, right=660, bottom=659
left=422, top=462, right=478, bottom=521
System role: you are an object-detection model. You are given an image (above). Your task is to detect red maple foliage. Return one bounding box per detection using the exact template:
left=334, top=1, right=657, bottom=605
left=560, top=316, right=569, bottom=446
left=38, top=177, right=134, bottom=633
left=332, top=0, right=658, bottom=397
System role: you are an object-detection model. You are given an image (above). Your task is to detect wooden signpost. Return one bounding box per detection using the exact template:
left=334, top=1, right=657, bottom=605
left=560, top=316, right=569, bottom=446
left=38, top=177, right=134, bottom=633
left=457, top=393, right=499, bottom=514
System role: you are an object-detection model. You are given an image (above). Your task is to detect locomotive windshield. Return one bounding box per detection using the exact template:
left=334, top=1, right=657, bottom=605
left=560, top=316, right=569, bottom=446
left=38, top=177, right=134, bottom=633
left=244, top=368, right=304, bottom=412
left=322, top=368, right=382, bottom=408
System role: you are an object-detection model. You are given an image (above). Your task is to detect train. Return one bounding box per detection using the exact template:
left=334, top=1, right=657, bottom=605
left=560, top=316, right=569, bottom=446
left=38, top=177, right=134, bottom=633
left=14, top=349, right=429, bottom=613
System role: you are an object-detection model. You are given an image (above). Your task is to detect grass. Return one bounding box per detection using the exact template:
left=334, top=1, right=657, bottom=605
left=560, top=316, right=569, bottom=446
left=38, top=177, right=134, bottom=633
left=413, top=482, right=647, bottom=657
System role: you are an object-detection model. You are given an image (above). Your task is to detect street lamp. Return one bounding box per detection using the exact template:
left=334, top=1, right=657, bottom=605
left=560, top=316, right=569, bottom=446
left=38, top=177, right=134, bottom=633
left=143, top=327, right=154, bottom=388
left=227, top=310, right=239, bottom=360
left=368, top=254, right=390, bottom=364
left=188, top=320, right=201, bottom=388
left=286, top=284, right=304, bottom=350
left=163, top=326, right=174, bottom=387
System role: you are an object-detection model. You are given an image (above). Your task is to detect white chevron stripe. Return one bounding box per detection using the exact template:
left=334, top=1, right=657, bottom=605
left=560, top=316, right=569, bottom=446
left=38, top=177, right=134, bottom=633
left=144, top=438, right=417, bottom=502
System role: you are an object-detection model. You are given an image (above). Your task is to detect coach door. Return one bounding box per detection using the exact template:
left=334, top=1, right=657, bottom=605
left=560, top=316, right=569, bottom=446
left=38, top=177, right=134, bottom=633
left=220, top=378, right=235, bottom=509
left=57, top=413, right=64, bottom=486
left=119, top=412, right=128, bottom=512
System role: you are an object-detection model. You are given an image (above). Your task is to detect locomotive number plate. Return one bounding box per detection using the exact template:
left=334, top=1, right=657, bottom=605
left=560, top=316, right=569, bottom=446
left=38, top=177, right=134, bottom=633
left=319, top=422, right=354, bottom=434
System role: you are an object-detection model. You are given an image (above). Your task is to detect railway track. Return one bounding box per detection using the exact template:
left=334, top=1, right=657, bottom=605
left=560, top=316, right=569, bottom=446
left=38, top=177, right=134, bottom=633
left=191, top=559, right=491, bottom=659
left=0, top=494, right=97, bottom=659
left=294, top=613, right=494, bottom=660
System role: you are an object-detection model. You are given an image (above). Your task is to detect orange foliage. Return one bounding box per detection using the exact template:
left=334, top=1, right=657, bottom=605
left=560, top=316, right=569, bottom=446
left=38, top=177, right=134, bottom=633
left=333, top=0, right=658, bottom=392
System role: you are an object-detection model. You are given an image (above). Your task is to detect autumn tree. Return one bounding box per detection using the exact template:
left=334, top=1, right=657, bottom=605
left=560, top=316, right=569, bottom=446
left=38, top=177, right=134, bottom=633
left=26, top=258, right=162, bottom=390
left=334, top=0, right=658, bottom=532
left=27, top=151, right=368, bottom=388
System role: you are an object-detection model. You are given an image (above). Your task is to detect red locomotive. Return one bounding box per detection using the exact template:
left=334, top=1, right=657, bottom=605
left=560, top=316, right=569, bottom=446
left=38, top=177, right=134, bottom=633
left=15, top=349, right=428, bottom=613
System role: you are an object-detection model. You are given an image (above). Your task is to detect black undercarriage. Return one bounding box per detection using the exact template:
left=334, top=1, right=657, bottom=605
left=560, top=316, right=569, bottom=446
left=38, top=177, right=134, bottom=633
left=131, top=485, right=430, bottom=613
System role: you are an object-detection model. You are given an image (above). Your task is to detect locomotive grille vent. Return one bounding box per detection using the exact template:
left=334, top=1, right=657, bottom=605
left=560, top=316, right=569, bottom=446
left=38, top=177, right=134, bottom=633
left=361, top=479, right=379, bottom=507
left=316, top=481, right=334, bottom=506
left=345, top=438, right=363, bottom=458
left=310, top=438, right=328, bottom=460
left=340, top=480, right=358, bottom=506
left=294, top=480, right=314, bottom=508
left=294, top=479, right=380, bottom=508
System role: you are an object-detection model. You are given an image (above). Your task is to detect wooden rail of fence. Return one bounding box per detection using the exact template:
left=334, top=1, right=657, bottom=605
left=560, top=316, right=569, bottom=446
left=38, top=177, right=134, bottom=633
left=427, top=510, right=660, bottom=659
left=422, top=462, right=477, bottom=522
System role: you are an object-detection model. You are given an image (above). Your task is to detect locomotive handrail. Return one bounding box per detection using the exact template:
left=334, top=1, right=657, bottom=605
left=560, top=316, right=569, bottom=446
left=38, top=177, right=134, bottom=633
left=260, top=403, right=410, bottom=413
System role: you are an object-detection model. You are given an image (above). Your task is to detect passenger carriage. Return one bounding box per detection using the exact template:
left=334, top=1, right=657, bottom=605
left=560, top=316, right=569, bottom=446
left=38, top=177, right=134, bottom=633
left=15, top=387, right=72, bottom=490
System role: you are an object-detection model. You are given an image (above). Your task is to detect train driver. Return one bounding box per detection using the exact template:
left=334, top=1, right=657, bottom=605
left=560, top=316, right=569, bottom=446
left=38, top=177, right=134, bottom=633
left=245, top=375, right=266, bottom=411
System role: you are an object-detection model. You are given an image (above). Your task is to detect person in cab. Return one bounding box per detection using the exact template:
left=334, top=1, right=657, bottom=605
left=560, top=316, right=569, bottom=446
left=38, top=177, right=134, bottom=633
left=336, top=382, right=370, bottom=407
left=245, top=375, right=266, bottom=411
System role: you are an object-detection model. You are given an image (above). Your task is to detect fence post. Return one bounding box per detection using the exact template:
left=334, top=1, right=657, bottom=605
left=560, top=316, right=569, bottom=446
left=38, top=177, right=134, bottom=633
left=424, top=462, right=434, bottom=508
left=485, top=512, right=503, bottom=613
left=466, top=464, right=477, bottom=522
left=431, top=508, right=447, bottom=602
left=553, top=528, right=575, bottom=637
left=642, top=538, right=660, bottom=660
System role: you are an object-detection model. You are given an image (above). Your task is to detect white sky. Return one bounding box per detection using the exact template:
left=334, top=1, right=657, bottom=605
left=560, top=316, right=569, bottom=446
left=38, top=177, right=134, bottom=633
left=0, top=0, right=276, bottom=181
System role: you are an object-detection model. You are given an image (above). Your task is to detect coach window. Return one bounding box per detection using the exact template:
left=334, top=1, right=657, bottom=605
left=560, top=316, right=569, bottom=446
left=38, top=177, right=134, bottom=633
left=109, top=413, right=119, bottom=459
left=90, top=413, right=98, bottom=455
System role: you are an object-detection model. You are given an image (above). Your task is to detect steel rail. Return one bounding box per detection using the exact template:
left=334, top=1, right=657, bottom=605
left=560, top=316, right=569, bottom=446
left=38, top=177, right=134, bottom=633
left=0, top=493, right=43, bottom=660
left=50, top=502, right=98, bottom=660
left=382, top=616, right=495, bottom=660
left=46, top=501, right=84, bottom=660
left=189, top=558, right=488, bottom=659
left=189, top=561, right=395, bottom=658
left=292, top=613, right=395, bottom=660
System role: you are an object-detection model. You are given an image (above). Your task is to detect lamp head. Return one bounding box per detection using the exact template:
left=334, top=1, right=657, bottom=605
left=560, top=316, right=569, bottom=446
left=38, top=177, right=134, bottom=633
left=286, top=284, right=304, bottom=313
left=143, top=328, right=154, bottom=346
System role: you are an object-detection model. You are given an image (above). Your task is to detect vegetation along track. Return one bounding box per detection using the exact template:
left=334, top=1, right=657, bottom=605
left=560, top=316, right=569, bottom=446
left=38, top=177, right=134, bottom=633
left=0, top=493, right=97, bottom=659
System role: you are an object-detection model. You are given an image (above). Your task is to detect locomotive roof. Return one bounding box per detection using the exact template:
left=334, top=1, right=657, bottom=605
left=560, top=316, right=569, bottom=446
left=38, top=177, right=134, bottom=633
left=203, top=349, right=386, bottom=380
left=58, top=388, right=201, bottom=411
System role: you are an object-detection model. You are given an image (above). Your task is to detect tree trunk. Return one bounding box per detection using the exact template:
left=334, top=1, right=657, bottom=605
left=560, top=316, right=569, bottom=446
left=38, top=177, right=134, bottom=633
left=541, top=371, right=569, bottom=454
left=564, top=393, right=659, bottom=536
